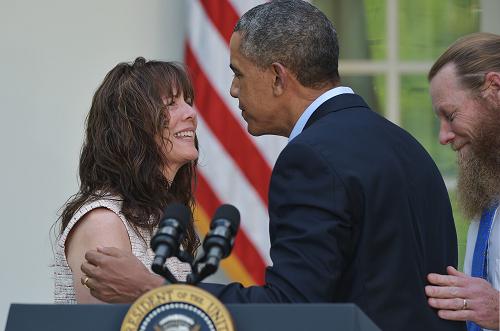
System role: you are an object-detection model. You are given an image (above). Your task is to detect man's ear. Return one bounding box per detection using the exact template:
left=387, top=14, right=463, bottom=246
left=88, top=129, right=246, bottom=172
left=271, top=62, right=288, bottom=96
left=482, top=71, right=500, bottom=103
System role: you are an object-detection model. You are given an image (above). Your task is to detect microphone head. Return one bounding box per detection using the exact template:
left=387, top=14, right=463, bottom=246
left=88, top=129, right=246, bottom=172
left=160, top=202, right=191, bottom=231
left=212, top=204, right=240, bottom=235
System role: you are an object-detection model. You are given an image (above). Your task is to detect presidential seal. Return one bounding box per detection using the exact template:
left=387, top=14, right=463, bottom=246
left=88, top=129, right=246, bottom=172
left=121, top=284, right=235, bottom=331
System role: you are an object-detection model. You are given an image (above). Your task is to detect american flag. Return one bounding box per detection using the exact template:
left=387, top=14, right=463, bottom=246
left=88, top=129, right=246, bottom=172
left=185, top=0, right=287, bottom=285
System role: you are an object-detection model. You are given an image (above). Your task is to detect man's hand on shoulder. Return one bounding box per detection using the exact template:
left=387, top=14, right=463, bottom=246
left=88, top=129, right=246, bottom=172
left=425, top=266, right=499, bottom=330
left=81, top=246, right=164, bottom=303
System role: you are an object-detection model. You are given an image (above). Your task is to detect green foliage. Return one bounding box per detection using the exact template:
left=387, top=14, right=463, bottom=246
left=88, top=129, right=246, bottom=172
left=399, top=0, right=480, bottom=60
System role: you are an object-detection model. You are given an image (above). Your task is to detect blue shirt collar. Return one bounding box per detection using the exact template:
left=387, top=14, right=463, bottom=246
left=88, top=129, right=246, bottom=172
left=288, top=86, right=354, bottom=142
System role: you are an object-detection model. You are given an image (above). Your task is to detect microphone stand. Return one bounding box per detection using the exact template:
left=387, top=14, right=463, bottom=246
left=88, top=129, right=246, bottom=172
left=186, top=251, right=220, bottom=285
left=152, top=262, right=179, bottom=284
left=152, top=249, right=195, bottom=284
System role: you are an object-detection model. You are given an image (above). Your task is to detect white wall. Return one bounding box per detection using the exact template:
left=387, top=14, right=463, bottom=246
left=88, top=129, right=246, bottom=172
left=0, top=0, right=187, bottom=327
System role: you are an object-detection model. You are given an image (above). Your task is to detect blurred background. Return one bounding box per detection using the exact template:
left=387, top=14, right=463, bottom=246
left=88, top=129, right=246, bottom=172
left=1, top=0, right=499, bottom=328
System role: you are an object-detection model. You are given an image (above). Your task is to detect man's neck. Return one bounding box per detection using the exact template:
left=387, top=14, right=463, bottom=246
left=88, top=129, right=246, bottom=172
left=287, top=82, right=339, bottom=132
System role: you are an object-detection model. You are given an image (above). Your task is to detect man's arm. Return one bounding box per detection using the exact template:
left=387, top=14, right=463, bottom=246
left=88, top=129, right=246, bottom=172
left=200, top=142, right=353, bottom=302
left=81, top=246, right=164, bottom=303
left=426, top=266, right=499, bottom=330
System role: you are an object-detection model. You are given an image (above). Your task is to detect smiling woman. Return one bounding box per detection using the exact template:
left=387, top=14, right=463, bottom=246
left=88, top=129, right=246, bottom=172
left=162, top=90, right=198, bottom=182
left=53, top=57, right=200, bottom=304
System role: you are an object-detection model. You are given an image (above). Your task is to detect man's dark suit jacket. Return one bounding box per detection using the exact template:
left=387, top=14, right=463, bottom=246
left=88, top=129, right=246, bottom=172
left=202, top=94, right=465, bottom=331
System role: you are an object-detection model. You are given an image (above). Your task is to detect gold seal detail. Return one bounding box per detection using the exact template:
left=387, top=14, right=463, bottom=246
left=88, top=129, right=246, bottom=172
left=121, top=284, right=235, bottom=331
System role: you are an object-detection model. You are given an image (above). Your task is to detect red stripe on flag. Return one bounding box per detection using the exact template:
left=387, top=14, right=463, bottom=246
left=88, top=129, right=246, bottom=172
left=186, top=45, right=272, bottom=207
left=199, top=0, right=239, bottom=44
left=196, top=172, right=266, bottom=284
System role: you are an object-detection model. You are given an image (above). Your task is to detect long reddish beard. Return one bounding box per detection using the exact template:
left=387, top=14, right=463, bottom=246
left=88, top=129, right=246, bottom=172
left=456, top=98, right=500, bottom=219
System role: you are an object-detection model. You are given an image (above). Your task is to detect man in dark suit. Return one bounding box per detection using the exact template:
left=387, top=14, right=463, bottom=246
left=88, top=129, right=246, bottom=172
left=82, top=1, right=464, bottom=330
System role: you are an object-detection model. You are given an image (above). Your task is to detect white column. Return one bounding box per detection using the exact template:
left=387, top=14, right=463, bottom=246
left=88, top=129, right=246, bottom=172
left=386, top=0, right=400, bottom=124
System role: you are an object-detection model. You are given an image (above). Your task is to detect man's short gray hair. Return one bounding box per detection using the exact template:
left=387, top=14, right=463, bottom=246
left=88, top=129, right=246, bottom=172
left=234, top=0, right=340, bottom=88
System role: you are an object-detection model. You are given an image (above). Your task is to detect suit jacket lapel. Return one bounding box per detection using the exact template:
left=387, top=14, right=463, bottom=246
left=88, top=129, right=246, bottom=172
left=304, top=94, right=370, bottom=130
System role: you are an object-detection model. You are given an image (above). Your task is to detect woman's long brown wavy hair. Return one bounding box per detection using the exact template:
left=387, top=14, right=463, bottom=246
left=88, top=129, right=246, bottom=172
left=59, top=57, right=200, bottom=256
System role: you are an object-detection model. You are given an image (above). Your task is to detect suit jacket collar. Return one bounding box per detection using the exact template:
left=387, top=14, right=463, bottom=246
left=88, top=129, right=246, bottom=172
left=304, top=93, right=370, bottom=130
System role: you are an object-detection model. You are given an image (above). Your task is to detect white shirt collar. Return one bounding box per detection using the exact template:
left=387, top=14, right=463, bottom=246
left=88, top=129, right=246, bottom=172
left=288, top=86, right=354, bottom=142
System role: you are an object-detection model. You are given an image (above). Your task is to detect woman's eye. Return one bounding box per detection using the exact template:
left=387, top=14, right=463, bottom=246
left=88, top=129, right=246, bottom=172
left=165, top=98, right=175, bottom=108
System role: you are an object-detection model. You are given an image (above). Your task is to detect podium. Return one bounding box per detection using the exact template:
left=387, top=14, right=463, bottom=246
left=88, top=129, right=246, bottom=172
left=5, top=303, right=380, bottom=331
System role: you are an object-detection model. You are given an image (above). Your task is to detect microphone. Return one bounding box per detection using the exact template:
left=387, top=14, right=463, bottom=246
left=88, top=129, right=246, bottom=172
left=203, top=204, right=240, bottom=264
left=150, top=202, right=191, bottom=283
left=188, top=204, right=240, bottom=284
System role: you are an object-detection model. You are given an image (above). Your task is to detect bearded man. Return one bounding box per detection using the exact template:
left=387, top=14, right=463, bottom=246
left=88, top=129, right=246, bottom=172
left=425, top=32, right=500, bottom=331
